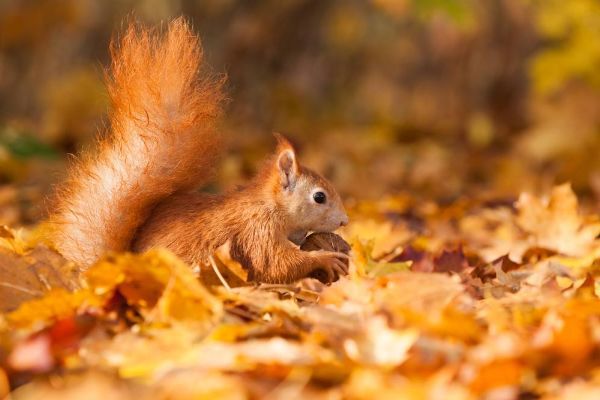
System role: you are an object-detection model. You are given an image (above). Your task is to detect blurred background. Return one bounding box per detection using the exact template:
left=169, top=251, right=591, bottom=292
left=0, top=0, right=599, bottom=226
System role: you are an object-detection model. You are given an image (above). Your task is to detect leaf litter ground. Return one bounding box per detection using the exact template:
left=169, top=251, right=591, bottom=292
left=1, top=183, right=600, bottom=399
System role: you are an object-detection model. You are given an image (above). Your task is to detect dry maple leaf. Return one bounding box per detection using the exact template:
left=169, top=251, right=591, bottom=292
left=85, top=249, right=223, bottom=327
left=6, top=288, right=103, bottom=330
left=342, top=315, right=418, bottom=367
left=4, top=184, right=600, bottom=399
left=516, top=183, right=600, bottom=257
left=199, top=241, right=249, bottom=288
left=459, top=206, right=527, bottom=263
left=0, top=245, right=81, bottom=313
left=0, top=225, right=31, bottom=254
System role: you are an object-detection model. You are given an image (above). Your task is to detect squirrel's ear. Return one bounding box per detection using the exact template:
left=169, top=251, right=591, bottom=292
left=274, top=133, right=298, bottom=190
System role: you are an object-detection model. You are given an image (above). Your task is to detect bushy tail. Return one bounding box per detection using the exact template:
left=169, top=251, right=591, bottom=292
left=48, top=18, right=225, bottom=267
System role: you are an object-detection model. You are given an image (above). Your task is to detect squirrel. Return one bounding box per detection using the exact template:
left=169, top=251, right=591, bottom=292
left=47, top=18, right=350, bottom=284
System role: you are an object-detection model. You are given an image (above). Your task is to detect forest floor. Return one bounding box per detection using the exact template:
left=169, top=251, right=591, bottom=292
left=1, top=183, right=599, bottom=399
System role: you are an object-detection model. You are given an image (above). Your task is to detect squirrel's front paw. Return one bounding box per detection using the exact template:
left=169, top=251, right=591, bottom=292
left=301, top=232, right=351, bottom=284
left=309, top=250, right=349, bottom=283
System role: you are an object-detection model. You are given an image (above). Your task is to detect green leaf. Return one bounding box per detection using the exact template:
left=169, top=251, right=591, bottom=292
left=367, top=260, right=412, bottom=277
left=0, top=126, right=58, bottom=160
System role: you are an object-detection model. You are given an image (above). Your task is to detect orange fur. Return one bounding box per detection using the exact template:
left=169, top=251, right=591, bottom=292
left=48, top=18, right=225, bottom=266
left=132, top=156, right=345, bottom=283
left=49, top=18, right=348, bottom=283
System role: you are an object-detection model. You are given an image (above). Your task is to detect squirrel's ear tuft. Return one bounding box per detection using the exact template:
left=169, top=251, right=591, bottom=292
left=274, top=132, right=294, bottom=153
left=275, top=134, right=298, bottom=190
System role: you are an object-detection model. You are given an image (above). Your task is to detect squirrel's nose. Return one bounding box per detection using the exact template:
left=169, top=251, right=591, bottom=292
left=340, top=215, right=349, bottom=227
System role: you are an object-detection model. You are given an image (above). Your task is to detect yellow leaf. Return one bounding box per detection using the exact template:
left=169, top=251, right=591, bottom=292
left=6, top=288, right=103, bottom=330
left=85, top=249, right=222, bottom=326
left=516, top=183, right=600, bottom=258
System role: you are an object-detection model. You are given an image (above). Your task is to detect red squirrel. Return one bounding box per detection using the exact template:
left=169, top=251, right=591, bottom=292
left=48, top=18, right=349, bottom=284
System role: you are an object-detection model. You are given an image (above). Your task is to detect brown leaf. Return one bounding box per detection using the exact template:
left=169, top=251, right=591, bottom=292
left=199, top=241, right=249, bottom=288
left=516, top=183, right=600, bottom=257
left=0, top=245, right=81, bottom=313
left=433, top=246, right=470, bottom=274
left=85, top=249, right=223, bottom=326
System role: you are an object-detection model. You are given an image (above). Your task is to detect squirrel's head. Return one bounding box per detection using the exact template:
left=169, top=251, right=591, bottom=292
left=270, top=134, right=348, bottom=234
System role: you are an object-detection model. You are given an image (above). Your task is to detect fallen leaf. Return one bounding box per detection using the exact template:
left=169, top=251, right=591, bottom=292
left=516, top=183, right=600, bottom=257
left=85, top=249, right=223, bottom=326
left=0, top=245, right=80, bottom=313
left=6, top=288, right=103, bottom=330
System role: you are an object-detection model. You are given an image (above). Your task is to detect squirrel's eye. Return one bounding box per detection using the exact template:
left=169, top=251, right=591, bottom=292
left=313, top=191, right=326, bottom=204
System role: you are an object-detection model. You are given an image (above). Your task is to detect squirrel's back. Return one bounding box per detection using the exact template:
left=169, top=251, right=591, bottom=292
left=48, top=18, right=225, bottom=267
